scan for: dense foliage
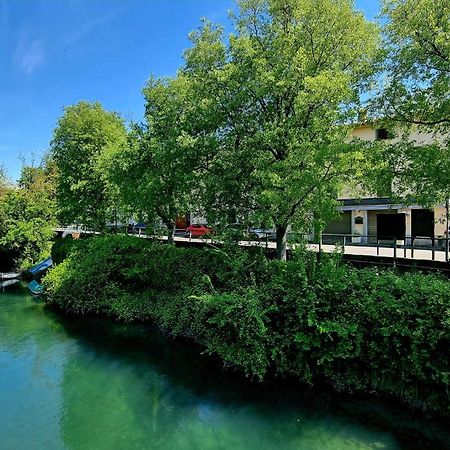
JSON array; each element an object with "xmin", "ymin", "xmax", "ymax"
[
  {"xmin": 50, "ymin": 101, "xmax": 127, "ymax": 229},
  {"xmin": 44, "ymin": 235, "xmax": 450, "ymax": 416},
  {"xmin": 101, "ymin": 78, "xmax": 203, "ymax": 243},
  {"xmin": 0, "ymin": 162, "xmax": 56, "ymax": 269},
  {"xmin": 93, "ymin": 0, "xmax": 380, "ymax": 259},
  {"xmin": 47, "ymin": 0, "xmax": 447, "ymax": 258},
  {"xmin": 182, "ymin": 0, "xmax": 378, "ymax": 259},
  {"xmin": 365, "ymin": 0, "xmax": 450, "ymax": 205},
  {"xmin": 378, "ymin": 0, "xmax": 449, "ymax": 131}
]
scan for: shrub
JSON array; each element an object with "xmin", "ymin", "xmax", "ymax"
[
  {"xmin": 43, "ymin": 235, "xmax": 450, "ymax": 417},
  {"xmin": 51, "ymin": 236, "xmax": 81, "ymax": 265}
]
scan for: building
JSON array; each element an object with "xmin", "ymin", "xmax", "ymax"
[{"xmin": 324, "ymin": 123, "xmax": 448, "ymax": 244}]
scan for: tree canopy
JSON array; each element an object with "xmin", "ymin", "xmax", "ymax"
[
  {"xmin": 51, "ymin": 101, "xmax": 127, "ymax": 229},
  {"xmin": 365, "ymin": 0, "xmax": 450, "ymax": 205},
  {"xmin": 378, "ymin": 0, "xmax": 449, "ymax": 131},
  {"xmin": 47, "ymin": 0, "xmax": 450, "ymax": 259},
  {"xmin": 80, "ymin": 0, "xmax": 380, "ymax": 258},
  {"xmin": 101, "ymin": 76, "xmax": 207, "ymax": 242},
  {"xmin": 179, "ymin": 0, "xmax": 379, "ymax": 258},
  {"xmin": 0, "ymin": 160, "xmax": 57, "ymax": 269}
]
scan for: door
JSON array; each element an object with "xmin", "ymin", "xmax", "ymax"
[
  {"xmin": 411, "ymin": 209, "xmax": 434, "ymax": 238},
  {"xmin": 175, "ymin": 215, "xmax": 189, "ymax": 229},
  {"xmin": 377, "ymin": 213, "xmax": 405, "ymax": 240}
]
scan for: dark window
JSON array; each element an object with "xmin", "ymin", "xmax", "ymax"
[
  {"xmin": 376, "ymin": 128, "xmax": 389, "ymax": 140},
  {"xmin": 411, "ymin": 209, "xmax": 434, "ymax": 238},
  {"xmin": 377, "ymin": 213, "xmax": 405, "ymax": 240}
]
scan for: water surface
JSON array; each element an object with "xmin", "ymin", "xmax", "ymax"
[{"xmin": 0, "ymin": 285, "xmax": 448, "ymax": 450}]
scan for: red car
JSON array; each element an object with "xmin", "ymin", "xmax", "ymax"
[{"xmin": 185, "ymin": 224, "xmax": 213, "ymax": 237}]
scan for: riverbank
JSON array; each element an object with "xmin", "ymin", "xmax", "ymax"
[
  {"xmin": 43, "ymin": 235, "xmax": 450, "ymax": 418},
  {"xmin": 4, "ymin": 285, "xmax": 450, "ymax": 449}
]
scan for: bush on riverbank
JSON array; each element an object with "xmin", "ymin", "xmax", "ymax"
[{"xmin": 43, "ymin": 235, "xmax": 450, "ymax": 417}]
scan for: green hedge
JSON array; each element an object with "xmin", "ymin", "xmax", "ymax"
[
  {"xmin": 51, "ymin": 236, "xmax": 80, "ymax": 265},
  {"xmin": 43, "ymin": 235, "xmax": 450, "ymax": 417}
]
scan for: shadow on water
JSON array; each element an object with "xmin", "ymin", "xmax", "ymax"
[
  {"xmin": 40, "ymin": 302, "xmax": 450, "ymax": 450},
  {"xmin": 1, "ymin": 283, "xmax": 449, "ymax": 450}
]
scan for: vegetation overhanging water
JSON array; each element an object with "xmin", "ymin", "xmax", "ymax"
[{"xmin": 1, "ymin": 283, "xmax": 449, "ymax": 450}]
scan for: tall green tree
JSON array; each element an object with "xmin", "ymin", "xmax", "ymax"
[
  {"xmin": 182, "ymin": 0, "xmax": 379, "ymax": 259},
  {"xmin": 51, "ymin": 101, "xmax": 127, "ymax": 229},
  {"xmin": 0, "ymin": 166, "xmax": 10, "ymax": 267},
  {"xmin": 0, "ymin": 160, "xmax": 57, "ymax": 269},
  {"xmin": 366, "ymin": 0, "xmax": 450, "ymax": 205},
  {"xmin": 378, "ymin": 0, "xmax": 449, "ymax": 131},
  {"xmin": 102, "ymin": 77, "xmax": 203, "ymax": 243}
]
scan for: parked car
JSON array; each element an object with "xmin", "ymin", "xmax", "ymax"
[
  {"xmin": 127, "ymin": 222, "xmax": 147, "ymax": 234},
  {"xmin": 186, "ymin": 224, "xmax": 214, "ymax": 237},
  {"xmin": 248, "ymin": 227, "xmax": 276, "ymax": 240}
]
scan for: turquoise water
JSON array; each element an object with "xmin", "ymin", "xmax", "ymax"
[{"xmin": 0, "ymin": 284, "xmax": 448, "ymax": 450}]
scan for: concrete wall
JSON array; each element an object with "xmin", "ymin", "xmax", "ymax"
[
  {"xmin": 339, "ymin": 125, "xmax": 445, "ymax": 222},
  {"xmin": 351, "ymin": 125, "xmax": 377, "ymax": 141},
  {"xmin": 350, "ymin": 124, "xmax": 438, "ymax": 145},
  {"xmin": 344, "ymin": 124, "xmax": 441, "ymax": 199},
  {"xmin": 434, "ymin": 206, "xmax": 447, "ymax": 236}
]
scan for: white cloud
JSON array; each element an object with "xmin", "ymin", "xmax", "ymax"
[
  {"xmin": 63, "ymin": 6, "xmax": 125, "ymax": 48},
  {"xmin": 11, "ymin": 3, "xmax": 126, "ymax": 75},
  {"xmin": 14, "ymin": 34, "xmax": 46, "ymax": 74}
]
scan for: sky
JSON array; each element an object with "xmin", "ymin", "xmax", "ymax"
[{"xmin": 0, "ymin": 0, "xmax": 379, "ymax": 181}]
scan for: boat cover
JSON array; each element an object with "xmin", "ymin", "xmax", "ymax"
[
  {"xmin": 29, "ymin": 280, "xmax": 44, "ymax": 294},
  {"xmin": 29, "ymin": 257, "xmax": 53, "ymax": 275}
]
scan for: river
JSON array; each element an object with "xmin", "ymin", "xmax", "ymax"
[{"xmin": 0, "ymin": 284, "xmax": 449, "ymax": 450}]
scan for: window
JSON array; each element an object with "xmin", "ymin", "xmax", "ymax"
[{"xmin": 375, "ymin": 128, "xmax": 389, "ymax": 140}]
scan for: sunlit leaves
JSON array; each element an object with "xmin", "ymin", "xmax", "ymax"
[
  {"xmin": 184, "ymin": 1, "xmax": 379, "ymax": 254},
  {"xmin": 51, "ymin": 101, "xmax": 127, "ymax": 228}
]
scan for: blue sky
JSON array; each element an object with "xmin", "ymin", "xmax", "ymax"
[{"xmin": 0, "ymin": 0, "xmax": 379, "ymax": 181}]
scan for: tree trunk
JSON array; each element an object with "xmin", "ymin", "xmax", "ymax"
[
  {"xmin": 276, "ymin": 224, "xmax": 288, "ymax": 261},
  {"xmin": 166, "ymin": 222, "xmax": 175, "ymax": 245}
]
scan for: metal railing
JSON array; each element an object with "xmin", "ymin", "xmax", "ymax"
[
  {"xmin": 302, "ymin": 233, "xmax": 450, "ymax": 263},
  {"xmin": 56, "ymin": 226, "xmax": 450, "ymax": 263}
]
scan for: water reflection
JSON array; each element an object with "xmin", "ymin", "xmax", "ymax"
[{"xmin": 0, "ymin": 286, "xmax": 448, "ymax": 450}]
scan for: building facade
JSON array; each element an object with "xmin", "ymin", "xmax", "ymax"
[{"xmin": 324, "ymin": 124, "xmax": 447, "ymax": 244}]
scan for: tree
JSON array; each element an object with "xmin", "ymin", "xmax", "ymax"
[
  {"xmin": 365, "ymin": 0, "xmax": 450, "ymax": 206},
  {"xmin": 102, "ymin": 77, "xmax": 203, "ymax": 243},
  {"xmin": 0, "ymin": 160, "xmax": 57, "ymax": 269},
  {"xmin": 378, "ymin": 0, "xmax": 449, "ymax": 131},
  {"xmin": 0, "ymin": 165, "xmax": 8, "ymax": 190},
  {"xmin": 51, "ymin": 101, "xmax": 127, "ymax": 229},
  {"xmin": 182, "ymin": 0, "xmax": 379, "ymax": 259}
]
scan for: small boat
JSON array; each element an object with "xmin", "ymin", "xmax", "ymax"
[
  {"xmin": 0, "ymin": 279, "xmax": 20, "ymax": 289},
  {"xmin": 0, "ymin": 272, "xmax": 21, "ymax": 280},
  {"xmin": 29, "ymin": 257, "xmax": 53, "ymax": 275},
  {"xmin": 29, "ymin": 280, "xmax": 44, "ymax": 295}
]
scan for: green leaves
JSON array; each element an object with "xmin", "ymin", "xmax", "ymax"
[
  {"xmin": 44, "ymin": 235, "xmax": 450, "ymax": 415},
  {"xmin": 102, "ymin": 76, "xmax": 208, "ymax": 241},
  {"xmin": 51, "ymin": 101, "xmax": 127, "ymax": 229},
  {"xmin": 0, "ymin": 163, "xmax": 57, "ymax": 269},
  {"xmin": 363, "ymin": 0, "xmax": 450, "ymax": 205},
  {"xmin": 175, "ymin": 0, "xmax": 380, "ymax": 258}
]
